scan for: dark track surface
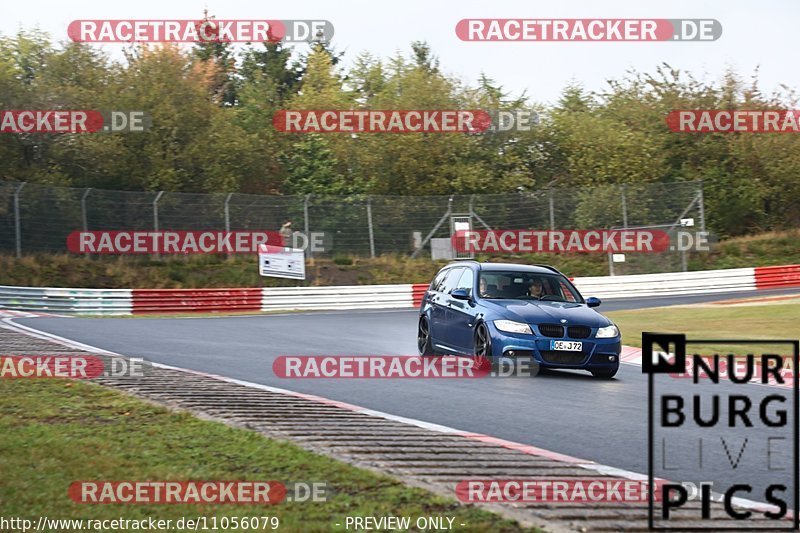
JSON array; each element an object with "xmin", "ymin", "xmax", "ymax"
[{"xmin": 15, "ymin": 287, "xmax": 799, "ymax": 508}]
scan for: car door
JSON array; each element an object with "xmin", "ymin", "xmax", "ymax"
[
  {"xmin": 447, "ymin": 268, "xmax": 478, "ymax": 353},
  {"xmin": 428, "ymin": 267, "xmax": 454, "ymax": 347},
  {"xmin": 431, "ymin": 267, "xmax": 463, "ymax": 351}
]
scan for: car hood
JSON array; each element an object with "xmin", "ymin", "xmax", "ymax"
[{"xmin": 482, "ymin": 299, "xmax": 612, "ymax": 328}]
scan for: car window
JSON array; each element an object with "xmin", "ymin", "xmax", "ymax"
[
  {"xmin": 441, "ymin": 267, "xmax": 465, "ymax": 294},
  {"xmin": 430, "ymin": 269, "xmax": 449, "ymax": 292},
  {"xmin": 559, "ymin": 280, "xmax": 578, "ymax": 302},
  {"xmin": 455, "ymin": 268, "xmax": 474, "ymax": 295},
  {"xmin": 478, "ymin": 271, "xmax": 582, "ymax": 302}
]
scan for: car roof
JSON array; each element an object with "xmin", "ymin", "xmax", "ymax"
[{"xmin": 443, "ymin": 261, "xmax": 563, "ymax": 275}]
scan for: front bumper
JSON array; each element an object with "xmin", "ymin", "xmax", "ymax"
[{"xmin": 486, "ymin": 321, "xmax": 621, "ymax": 370}]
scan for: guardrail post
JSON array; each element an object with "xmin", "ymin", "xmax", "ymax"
[
  {"xmin": 153, "ymin": 191, "xmax": 165, "ymax": 259},
  {"xmin": 366, "ymin": 196, "xmax": 375, "ymax": 258},
  {"xmin": 13, "ymin": 182, "xmax": 26, "ymax": 258},
  {"xmin": 81, "ymin": 188, "xmax": 92, "ymax": 232}
]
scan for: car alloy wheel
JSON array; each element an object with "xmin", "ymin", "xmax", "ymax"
[
  {"xmin": 473, "ymin": 323, "xmax": 492, "ymax": 371},
  {"xmin": 418, "ymin": 316, "xmax": 436, "ymax": 356}
]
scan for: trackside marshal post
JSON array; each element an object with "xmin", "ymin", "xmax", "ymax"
[{"xmin": 259, "ymin": 244, "xmax": 306, "ymax": 280}]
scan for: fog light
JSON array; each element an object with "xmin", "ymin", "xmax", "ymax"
[
  {"xmin": 507, "ymin": 350, "xmax": 515, "ymax": 357},
  {"xmin": 608, "ymin": 355, "xmax": 616, "ymax": 362}
]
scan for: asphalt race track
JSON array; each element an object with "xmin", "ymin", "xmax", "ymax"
[{"xmin": 16, "ymin": 287, "xmax": 800, "ymax": 508}]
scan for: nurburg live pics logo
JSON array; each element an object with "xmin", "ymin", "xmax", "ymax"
[{"xmin": 642, "ymin": 332, "xmax": 799, "ymax": 530}]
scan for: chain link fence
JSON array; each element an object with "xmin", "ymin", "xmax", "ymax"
[{"xmin": 0, "ymin": 181, "xmax": 704, "ymax": 273}]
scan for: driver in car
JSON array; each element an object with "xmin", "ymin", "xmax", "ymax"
[
  {"xmin": 479, "ymin": 277, "xmax": 493, "ymax": 298},
  {"xmin": 527, "ymin": 278, "xmax": 546, "ymax": 298}
]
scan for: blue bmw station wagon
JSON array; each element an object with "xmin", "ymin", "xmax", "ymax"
[{"xmin": 417, "ymin": 261, "xmax": 621, "ymax": 378}]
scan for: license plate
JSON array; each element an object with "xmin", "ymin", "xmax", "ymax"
[{"xmin": 550, "ymin": 340, "xmax": 582, "ymax": 351}]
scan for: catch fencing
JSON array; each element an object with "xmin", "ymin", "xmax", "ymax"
[
  {"xmin": 2, "ymin": 264, "xmax": 797, "ymax": 316},
  {"xmin": 0, "ymin": 181, "xmax": 704, "ymax": 268}
]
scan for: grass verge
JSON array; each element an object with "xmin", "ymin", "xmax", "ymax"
[
  {"xmin": 607, "ymin": 302, "xmax": 800, "ymax": 357},
  {"xmin": 0, "ymin": 379, "xmax": 530, "ymax": 532}
]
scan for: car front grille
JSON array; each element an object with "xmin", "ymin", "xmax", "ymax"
[
  {"xmin": 567, "ymin": 326, "xmax": 591, "ymax": 339},
  {"xmin": 538, "ymin": 324, "xmax": 564, "ymax": 337},
  {"xmin": 540, "ymin": 351, "xmax": 587, "ymax": 365}
]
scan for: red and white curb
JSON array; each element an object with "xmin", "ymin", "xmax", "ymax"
[{"xmin": 619, "ymin": 344, "xmax": 793, "ymax": 389}]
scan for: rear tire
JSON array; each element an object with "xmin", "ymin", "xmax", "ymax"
[
  {"xmin": 418, "ymin": 316, "xmax": 436, "ymax": 357},
  {"xmin": 591, "ymin": 367, "xmax": 618, "ymax": 379}
]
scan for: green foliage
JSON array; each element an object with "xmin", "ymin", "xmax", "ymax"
[
  {"xmin": 0, "ymin": 30, "xmax": 797, "ymax": 237},
  {"xmin": 281, "ymin": 134, "xmax": 350, "ymax": 195}
]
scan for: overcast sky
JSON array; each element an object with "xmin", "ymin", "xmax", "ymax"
[{"xmin": 3, "ymin": 0, "xmax": 798, "ymax": 105}]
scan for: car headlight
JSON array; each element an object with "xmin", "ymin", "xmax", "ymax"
[
  {"xmin": 596, "ymin": 325, "xmax": 619, "ymax": 338},
  {"xmin": 493, "ymin": 320, "xmax": 532, "ymax": 335}
]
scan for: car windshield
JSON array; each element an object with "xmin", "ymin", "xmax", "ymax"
[{"xmin": 477, "ymin": 271, "xmax": 582, "ymax": 303}]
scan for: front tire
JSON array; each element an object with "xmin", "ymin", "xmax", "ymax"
[
  {"xmin": 473, "ymin": 322, "xmax": 493, "ymax": 370},
  {"xmin": 591, "ymin": 367, "xmax": 618, "ymax": 379},
  {"xmin": 418, "ymin": 316, "xmax": 436, "ymax": 356}
]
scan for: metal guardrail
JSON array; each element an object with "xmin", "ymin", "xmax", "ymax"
[
  {"xmin": 0, "ymin": 286, "xmax": 132, "ymax": 315},
  {"xmin": 572, "ymin": 267, "xmax": 758, "ymax": 299},
  {"xmin": 1, "ymin": 265, "xmax": 798, "ymax": 316},
  {"xmin": 261, "ymin": 285, "xmax": 415, "ymax": 311}
]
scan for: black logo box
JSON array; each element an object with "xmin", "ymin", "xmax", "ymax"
[{"xmin": 643, "ymin": 333, "xmax": 799, "ymax": 531}]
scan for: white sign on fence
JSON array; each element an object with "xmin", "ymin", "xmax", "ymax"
[{"xmin": 258, "ymin": 245, "xmax": 306, "ymax": 280}]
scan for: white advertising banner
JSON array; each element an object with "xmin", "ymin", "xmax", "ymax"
[{"xmin": 258, "ymin": 245, "xmax": 306, "ymax": 280}]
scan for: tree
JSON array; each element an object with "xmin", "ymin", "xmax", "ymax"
[
  {"xmin": 240, "ymin": 42, "xmax": 301, "ymax": 104},
  {"xmin": 281, "ymin": 134, "xmax": 348, "ymax": 195},
  {"xmin": 191, "ymin": 11, "xmax": 237, "ymax": 106}
]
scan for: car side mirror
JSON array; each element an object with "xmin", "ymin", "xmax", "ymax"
[
  {"xmin": 586, "ymin": 297, "xmax": 601, "ymax": 308},
  {"xmin": 450, "ymin": 289, "xmax": 471, "ymax": 301}
]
